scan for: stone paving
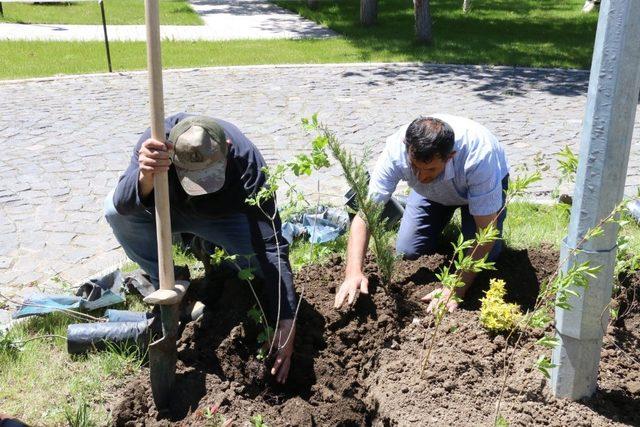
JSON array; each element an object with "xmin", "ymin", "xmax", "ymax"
[
  {"xmin": 2, "ymin": 62, "xmax": 640, "ymax": 325},
  {"xmin": 0, "ymin": 0, "xmax": 336, "ymax": 41}
]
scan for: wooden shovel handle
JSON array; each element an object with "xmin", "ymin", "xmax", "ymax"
[{"xmin": 145, "ymin": 0, "xmax": 175, "ymax": 292}]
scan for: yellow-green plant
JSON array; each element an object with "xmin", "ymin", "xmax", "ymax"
[{"xmin": 479, "ymin": 279, "xmax": 523, "ymax": 333}]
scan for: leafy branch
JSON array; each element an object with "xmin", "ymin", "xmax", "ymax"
[
  {"xmin": 302, "ymin": 114, "xmax": 397, "ymax": 285},
  {"xmin": 241, "ymin": 133, "xmax": 332, "ymax": 360},
  {"xmin": 420, "ymin": 171, "xmax": 542, "ymax": 377}
]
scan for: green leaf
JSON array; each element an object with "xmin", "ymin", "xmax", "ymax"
[
  {"xmin": 256, "ymin": 347, "xmax": 267, "ymax": 361},
  {"xmin": 526, "ymin": 309, "xmax": 552, "ymax": 329},
  {"xmin": 610, "ymin": 307, "xmax": 619, "ymax": 321},
  {"xmin": 247, "ymin": 306, "xmax": 262, "ymax": 324},
  {"xmin": 210, "ymin": 247, "xmax": 236, "ymax": 266},
  {"xmin": 257, "ymin": 326, "xmax": 275, "ymax": 345},
  {"xmin": 495, "ymin": 415, "xmax": 509, "ymax": 427},
  {"xmin": 312, "ymin": 135, "xmax": 329, "ymax": 150},
  {"xmin": 535, "ymin": 355, "xmax": 557, "ymax": 379},
  {"xmin": 536, "ymin": 334, "xmax": 560, "ymax": 349},
  {"xmin": 238, "ymin": 268, "xmax": 255, "ymax": 281}
]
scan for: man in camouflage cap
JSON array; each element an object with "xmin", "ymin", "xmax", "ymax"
[{"xmin": 105, "ymin": 113, "xmax": 297, "ymax": 383}]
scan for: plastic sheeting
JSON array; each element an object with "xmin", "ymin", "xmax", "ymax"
[
  {"xmin": 67, "ymin": 317, "xmax": 152, "ymax": 354},
  {"xmin": 282, "ymin": 206, "xmax": 350, "ymax": 244},
  {"xmin": 12, "ymin": 270, "xmax": 126, "ymax": 319}
]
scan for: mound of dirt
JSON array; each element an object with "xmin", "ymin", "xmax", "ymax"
[{"xmin": 111, "ymin": 246, "xmax": 640, "ymax": 426}]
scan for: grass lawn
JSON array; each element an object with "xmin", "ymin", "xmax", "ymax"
[
  {"xmin": 0, "ymin": 0, "xmax": 202, "ymax": 25},
  {"xmin": 0, "ymin": 0, "xmax": 598, "ymax": 79},
  {"xmin": 0, "ymin": 304, "xmax": 147, "ymax": 425},
  {"xmin": 275, "ymin": 0, "xmax": 598, "ymax": 69},
  {"xmin": 0, "ymin": 39, "xmax": 367, "ymax": 79}
]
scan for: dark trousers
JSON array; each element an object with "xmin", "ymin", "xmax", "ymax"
[{"xmin": 396, "ymin": 175, "xmax": 509, "ymax": 261}]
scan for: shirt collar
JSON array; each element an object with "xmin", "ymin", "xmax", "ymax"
[{"xmin": 443, "ymin": 158, "xmax": 455, "ymax": 180}]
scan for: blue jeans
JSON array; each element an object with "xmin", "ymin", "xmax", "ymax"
[
  {"xmin": 104, "ymin": 190, "xmax": 258, "ymax": 287},
  {"xmin": 396, "ymin": 176, "xmax": 508, "ymax": 261}
]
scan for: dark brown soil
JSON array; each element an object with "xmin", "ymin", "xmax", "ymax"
[{"xmin": 111, "ymin": 246, "xmax": 640, "ymax": 426}]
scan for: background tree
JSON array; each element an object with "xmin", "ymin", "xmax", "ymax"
[
  {"xmin": 414, "ymin": 0, "xmax": 432, "ymax": 43},
  {"xmin": 360, "ymin": 0, "xmax": 377, "ymax": 26}
]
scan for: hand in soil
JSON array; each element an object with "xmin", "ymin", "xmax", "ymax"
[
  {"xmin": 334, "ymin": 273, "xmax": 369, "ymax": 309},
  {"xmin": 271, "ymin": 318, "xmax": 296, "ymax": 383},
  {"xmin": 422, "ymin": 287, "xmax": 461, "ymax": 314}
]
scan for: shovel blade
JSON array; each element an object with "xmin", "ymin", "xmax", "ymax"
[{"xmin": 149, "ymin": 304, "xmax": 180, "ymax": 411}]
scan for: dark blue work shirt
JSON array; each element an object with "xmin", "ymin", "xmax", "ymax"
[{"xmin": 112, "ymin": 113, "xmax": 296, "ymax": 320}]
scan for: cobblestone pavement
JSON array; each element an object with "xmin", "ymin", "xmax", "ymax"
[
  {"xmin": 0, "ymin": 0, "xmax": 335, "ymax": 41},
  {"xmin": 2, "ymin": 62, "xmax": 640, "ymax": 324}
]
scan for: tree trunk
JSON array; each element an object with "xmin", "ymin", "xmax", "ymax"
[
  {"xmin": 360, "ymin": 0, "xmax": 377, "ymax": 26},
  {"xmin": 462, "ymin": 0, "xmax": 471, "ymax": 13},
  {"xmin": 307, "ymin": 0, "xmax": 319, "ymax": 10},
  {"xmin": 414, "ymin": 0, "xmax": 432, "ymax": 44}
]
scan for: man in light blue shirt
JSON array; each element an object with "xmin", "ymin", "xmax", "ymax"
[{"xmin": 334, "ymin": 114, "xmax": 510, "ymax": 313}]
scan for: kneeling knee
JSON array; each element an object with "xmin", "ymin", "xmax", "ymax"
[
  {"xmin": 103, "ymin": 193, "xmax": 121, "ymax": 224},
  {"xmin": 396, "ymin": 244, "xmax": 435, "ymax": 261}
]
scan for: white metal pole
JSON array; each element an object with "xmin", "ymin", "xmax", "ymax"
[{"xmin": 551, "ymin": 0, "xmax": 640, "ymax": 399}]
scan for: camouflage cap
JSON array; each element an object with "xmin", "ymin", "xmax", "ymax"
[{"xmin": 168, "ymin": 116, "xmax": 228, "ymax": 196}]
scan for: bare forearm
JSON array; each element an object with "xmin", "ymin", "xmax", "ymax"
[{"xmin": 345, "ymin": 214, "xmax": 371, "ymax": 275}]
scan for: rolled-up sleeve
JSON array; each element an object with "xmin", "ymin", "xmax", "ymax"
[
  {"xmin": 368, "ymin": 138, "xmax": 403, "ymax": 205},
  {"xmin": 466, "ymin": 150, "xmax": 504, "ymax": 216}
]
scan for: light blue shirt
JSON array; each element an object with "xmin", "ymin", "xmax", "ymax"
[{"xmin": 368, "ymin": 114, "xmax": 509, "ymax": 216}]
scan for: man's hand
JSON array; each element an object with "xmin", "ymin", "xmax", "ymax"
[
  {"xmin": 137, "ymin": 138, "xmax": 173, "ymax": 196},
  {"xmin": 422, "ymin": 287, "xmax": 463, "ymax": 314},
  {"xmin": 334, "ymin": 272, "xmax": 368, "ymax": 309},
  {"xmin": 138, "ymin": 138, "xmax": 173, "ymax": 176},
  {"xmin": 271, "ymin": 318, "xmax": 295, "ymax": 384}
]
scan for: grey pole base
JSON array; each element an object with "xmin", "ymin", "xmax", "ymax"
[{"xmin": 551, "ymin": 334, "xmax": 603, "ymax": 399}]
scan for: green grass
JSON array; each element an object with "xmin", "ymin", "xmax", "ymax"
[
  {"xmin": 0, "ymin": 0, "xmax": 598, "ymax": 80},
  {"xmin": 502, "ymin": 201, "xmax": 640, "ymax": 253},
  {"xmin": 503, "ymin": 202, "xmax": 571, "ymax": 250},
  {"xmin": 0, "ymin": 244, "xmax": 198, "ymax": 425},
  {"xmin": 276, "ymin": 0, "xmax": 598, "ymax": 69},
  {"xmin": 0, "ymin": 0, "xmax": 203, "ymax": 25},
  {"xmin": 440, "ymin": 201, "xmax": 640, "ymax": 253},
  {"xmin": 0, "ymin": 39, "xmax": 366, "ymax": 80},
  {"xmin": 0, "ymin": 313, "xmax": 145, "ymax": 426},
  {"xmin": 289, "ymin": 234, "xmax": 348, "ymax": 271}
]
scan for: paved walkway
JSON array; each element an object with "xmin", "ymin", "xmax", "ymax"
[
  {"xmin": 1, "ymin": 62, "xmax": 640, "ymax": 325},
  {"xmin": 0, "ymin": 0, "xmax": 336, "ymax": 41}
]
